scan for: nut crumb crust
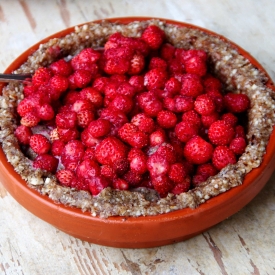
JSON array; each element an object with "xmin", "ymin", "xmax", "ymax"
[{"xmin": 1, "ymin": 19, "xmax": 275, "ymax": 218}]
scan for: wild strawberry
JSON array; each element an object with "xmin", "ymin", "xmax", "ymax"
[
  {"xmin": 49, "ymin": 128, "xmax": 59, "ymax": 141},
  {"xmin": 175, "ymin": 121, "xmax": 199, "ymax": 143},
  {"xmin": 80, "ymin": 87, "xmax": 103, "ymax": 108},
  {"xmin": 76, "ymin": 159, "xmax": 101, "ymax": 179},
  {"xmin": 184, "ymin": 55, "xmax": 207, "ymax": 76},
  {"xmin": 128, "ymin": 53, "xmax": 145, "ymax": 75},
  {"xmin": 32, "ymin": 67, "xmax": 52, "ymax": 86},
  {"xmin": 61, "ymin": 140, "xmax": 84, "ymax": 164},
  {"xmin": 129, "ymin": 151, "xmax": 147, "ymax": 174},
  {"xmin": 143, "ymin": 98, "xmax": 163, "ymax": 117},
  {"xmin": 192, "ymin": 174, "xmax": 207, "ymax": 186},
  {"xmin": 194, "ymin": 94, "xmax": 216, "ymax": 115},
  {"xmin": 224, "ymin": 93, "xmax": 250, "ymax": 113},
  {"xmin": 20, "ymin": 112, "xmax": 40, "ymax": 127},
  {"xmin": 83, "ymin": 147, "xmax": 96, "ymax": 161},
  {"xmin": 51, "ymin": 140, "xmax": 65, "ymax": 156},
  {"xmin": 235, "ymin": 125, "xmax": 246, "ymax": 139},
  {"xmin": 151, "ymin": 174, "xmax": 174, "ymax": 197},
  {"xmin": 71, "ymin": 99, "xmax": 93, "ymax": 113},
  {"xmin": 123, "ymin": 170, "xmax": 142, "ymax": 186},
  {"xmin": 23, "ymin": 85, "xmax": 37, "ymax": 97},
  {"xmin": 212, "ymin": 146, "xmax": 237, "ymax": 170},
  {"xmin": 181, "ymin": 49, "xmax": 207, "ymax": 63},
  {"xmin": 17, "ymin": 97, "xmax": 37, "ymax": 117},
  {"xmin": 92, "ymin": 76, "xmax": 109, "ymax": 93},
  {"xmin": 144, "ymin": 68, "xmax": 167, "ymax": 90},
  {"xmin": 113, "ymin": 178, "xmax": 129, "ymax": 190},
  {"xmin": 163, "ymin": 97, "xmax": 176, "ymax": 112},
  {"xmin": 168, "ymin": 163, "xmax": 188, "ymax": 184},
  {"xmin": 208, "ymin": 120, "xmax": 235, "ymax": 146},
  {"xmin": 101, "ymin": 165, "xmax": 116, "ymax": 180},
  {"xmin": 180, "ymin": 73, "xmax": 204, "ymax": 97},
  {"xmin": 113, "ymin": 158, "xmax": 129, "ymax": 176},
  {"xmin": 149, "ymin": 129, "xmax": 166, "ymax": 146},
  {"xmin": 131, "ymin": 113, "xmax": 155, "ymax": 134},
  {"xmin": 157, "ymin": 110, "xmax": 177, "ymax": 129},
  {"xmin": 221, "ymin": 113, "xmax": 238, "ymax": 127},
  {"xmin": 201, "ymin": 112, "xmax": 219, "ymax": 128},
  {"xmin": 196, "ymin": 163, "xmax": 218, "ymax": 178},
  {"xmin": 128, "ymin": 75, "xmax": 145, "ymax": 93},
  {"xmin": 157, "ymin": 143, "xmax": 177, "ymax": 164},
  {"xmin": 77, "ymin": 48, "xmax": 101, "ymax": 64},
  {"xmin": 33, "ymin": 154, "xmax": 58, "ymax": 173},
  {"xmin": 203, "ymin": 75, "xmax": 222, "ymax": 92},
  {"xmin": 56, "ymin": 111, "xmax": 77, "ymax": 129},
  {"xmin": 87, "ymin": 119, "xmax": 111, "ymax": 138},
  {"xmin": 68, "ymin": 74, "xmax": 77, "ymax": 90},
  {"xmin": 171, "ymin": 176, "xmax": 191, "ymax": 194},
  {"xmin": 88, "ymin": 176, "xmax": 110, "ymax": 196},
  {"xmin": 56, "ymin": 169, "xmax": 75, "ymax": 187},
  {"xmin": 70, "ymin": 177, "xmax": 90, "ymax": 191},
  {"xmin": 206, "ymin": 90, "xmax": 224, "ymax": 113},
  {"xmin": 174, "ymin": 95, "xmax": 194, "ymax": 113},
  {"xmin": 49, "ymin": 59, "xmax": 73, "ymax": 76},
  {"xmin": 168, "ymin": 58, "xmax": 185, "ymax": 75},
  {"xmin": 229, "ymin": 137, "xmax": 246, "ymax": 155},
  {"xmin": 160, "ymin": 43, "xmax": 175, "ymax": 61},
  {"xmin": 149, "ymin": 57, "xmax": 167, "ymax": 71},
  {"xmin": 49, "ymin": 75, "xmax": 69, "ymax": 94},
  {"xmin": 95, "ymin": 136, "xmax": 128, "ymax": 166},
  {"xmin": 73, "ymin": 69, "xmax": 93, "ymax": 88},
  {"xmin": 141, "ymin": 25, "xmax": 165, "ymax": 50},
  {"xmin": 99, "ymin": 108, "xmax": 128, "ymax": 136},
  {"xmin": 109, "ymin": 94, "xmax": 133, "ymax": 114},
  {"xmin": 183, "ymin": 136, "xmax": 214, "ymax": 165},
  {"xmin": 36, "ymin": 103, "xmax": 55, "ymax": 121},
  {"xmin": 117, "ymin": 82, "xmax": 136, "ymax": 98},
  {"xmin": 29, "ymin": 134, "xmax": 51, "ymax": 155},
  {"xmin": 81, "ymin": 128, "xmax": 101, "ymax": 147},
  {"xmin": 147, "ymin": 152, "xmax": 170, "ymax": 177},
  {"xmin": 164, "ymin": 77, "xmax": 181, "ymax": 96},
  {"xmin": 57, "ymin": 127, "xmax": 79, "ymax": 143},
  {"xmin": 76, "ymin": 109, "xmax": 94, "ymax": 128},
  {"xmin": 14, "ymin": 125, "xmax": 32, "ymax": 145}
]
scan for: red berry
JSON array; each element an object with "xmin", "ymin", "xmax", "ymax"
[
  {"xmin": 56, "ymin": 169, "xmax": 75, "ymax": 186},
  {"xmin": 149, "ymin": 129, "xmax": 166, "ymax": 146},
  {"xmin": 181, "ymin": 110, "xmax": 202, "ymax": 128},
  {"xmin": 224, "ymin": 93, "xmax": 250, "ymax": 113},
  {"xmin": 32, "ymin": 67, "xmax": 52, "ymax": 86},
  {"xmin": 128, "ymin": 53, "xmax": 145, "ymax": 75},
  {"xmin": 109, "ymin": 94, "xmax": 133, "ymax": 114},
  {"xmin": 95, "ymin": 137, "xmax": 128, "ymax": 166},
  {"xmin": 208, "ymin": 120, "xmax": 235, "ymax": 146},
  {"xmin": 88, "ymin": 176, "xmax": 110, "ymax": 195},
  {"xmin": 203, "ymin": 75, "xmax": 222, "ymax": 92},
  {"xmin": 212, "ymin": 146, "xmax": 237, "ymax": 170},
  {"xmin": 23, "ymin": 85, "xmax": 37, "ymax": 97},
  {"xmin": 30, "ymin": 134, "xmax": 51, "ymax": 155},
  {"xmin": 181, "ymin": 49, "xmax": 207, "ymax": 63},
  {"xmin": 175, "ymin": 121, "xmax": 199, "ymax": 143},
  {"xmin": 73, "ymin": 69, "xmax": 93, "ymax": 88},
  {"xmin": 201, "ymin": 112, "xmax": 219, "ymax": 128},
  {"xmin": 14, "ymin": 125, "xmax": 32, "ymax": 145},
  {"xmin": 70, "ymin": 177, "xmax": 89, "ymax": 191},
  {"xmin": 157, "ymin": 110, "xmax": 177, "ymax": 129},
  {"xmin": 81, "ymin": 128, "xmax": 101, "ymax": 147},
  {"xmin": 164, "ymin": 77, "xmax": 181, "ymax": 95},
  {"xmin": 221, "ymin": 113, "xmax": 238, "ymax": 127},
  {"xmin": 57, "ymin": 127, "xmax": 79, "ymax": 143},
  {"xmin": 36, "ymin": 103, "xmax": 55, "ymax": 121},
  {"xmin": 129, "ymin": 151, "xmax": 147, "ymax": 174},
  {"xmin": 131, "ymin": 113, "xmax": 155, "ymax": 134},
  {"xmin": 147, "ymin": 152, "xmax": 170, "ymax": 177},
  {"xmin": 20, "ymin": 112, "xmax": 40, "ymax": 127},
  {"xmin": 156, "ymin": 143, "xmax": 177, "ymax": 164},
  {"xmin": 160, "ymin": 43, "xmax": 176, "ymax": 61},
  {"xmin": 196, "ymin": 163, "xmax": 218, "ymax": 178},
  {"xmin": 180, "ymin": 74, "xmax": 204, "ymax": 97},
  {"xmin": 174, "ymin": 95, "xmax": 194, "ymax": 113},
  {"xmin": 49, "ymin": 59, "xmax": 73, "ymax": 76},
  {"xmin": 144, "ymin": 68, "xmax": 167, "ymax": 90},
  {"xmin": 101, "ymin": 165, "xmax": 116, "ymax": 180},
  {"xmin": 92, "ymin": 76, "xmax": 109, "ymax": 93},
  {"xmin": 113, "ymin": 178, "xmax": 129, "ymax": 190},
  {"xmin": 183, "ymin": 136, "xmax": 213, "ymax": 165},
  {"xmin": 80, "ymin": 87, "xmax": 103, "ymax": 108},
  {"xmin": 149, "ymin": 57, "xmax": 167, "ymax": 71},
  {"xmin": 141, "ymin": 25, "xmax": 165, "ymax": 50},
  {"xmin": 49, "ymin": 75, "xmax": 69, "ymax": 93},
  {"xmin": 206, "ymin": 90, "xmax": 224, "ymax": 113},
  {"xmin": 51, "ymin": 140, "xmax": 65, "ymax": 156},
  {"xmin": 229, "ymin": 137, "xmax": 246, "ymax": 155},
  {"xmin": 71, "ymin": 99, "xmax": 93, "ymax": 113},
  {"xmin": 171, "ymin": 177, "xmax": 191, "ymax": 194},
  {"xmin": 168, "ymin": 58, "xmax": 185, "ymax": 75},
  {"xmin": 151, "ymin": 174, "xmax": 174, "ymax": 197},
  {"xmin": 168, "ymin": 163, "xmax": 188, "ymax": 184},
  {"xmin": 194, "ymin": 94, "xmax": 216, "ymax": 115},
  {"xmin": 33, "ymin": 154, "xmax": 58, "ymax": 173},
  {"xmin": 61, "ymin": 140, "xmax": 85, "ymax": 165},
  {"xmin": 17, "ymin": 97, "xmax": 37, "ymax": 117},
  {"xmin": 129, "ymin": 75, "xmax": 145, "ymax": 93},
  {"xmin": 87, "ymin": 119, "xmax": 111, "ymax": 138},
  {"xmin": 56, "ymin": 111, "xmax": 77, "ymax": 129},
  {"xmin": 76, "ymin": 159, "xmax": 101, "ymax": 179},
  {"xmin": 77, "ymin": 109, "xmax": 94, "ymax": 128},
  {"xmin": 235, "ymin": 125, "xmax": 246, "ymax": 139},
  {"xmin": 123, "ymin": 170, "xmax": 143, "ymax": 187}
]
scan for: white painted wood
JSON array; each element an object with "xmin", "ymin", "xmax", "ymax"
[{"xmin": 1, "ymin": 1, "xmax": 275, "ymax": 274}]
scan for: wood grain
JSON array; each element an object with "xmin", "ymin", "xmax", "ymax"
[{"xmin": 0, "ymin": 0, "xmax": 275, "ymax": 274}]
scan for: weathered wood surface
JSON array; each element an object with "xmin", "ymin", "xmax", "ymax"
[{"xmin": 0, "ymin": 1, "xmax": 275, "ymax": 274}]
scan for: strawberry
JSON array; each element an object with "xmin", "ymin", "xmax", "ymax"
[
  {"xmin": 143, "ymin": 98, "xmax": 163, "ymax": 117},
  {"xmin": 51, "ymin": 140, "xmax": 65, "ymax": 156},
  {"xmin": 149, "ymin": 57, "xmax": 167, "ymax": 71},
  {"xmin": 168, "ymin": 163, "xmax": 188, "ymax": 184},
  {"xmin": 23, "ymin": 85, "xmax": 37, "ymax": 97},
  {"xmin": 149, "ymin": 129, "xmax": 166, "ymax": 146},
  {"xmin": 117, "ymin": 82, "xmax": 136, "ymax": 98},
  {"xmin": 49, "ymin": 75, "xmax": 69, "ymax": 93},
  {"xmin": 203, "ymin": 75, "xmax": 222, "ymax": 92},
  {"xmin": 109, "ymin": 94, "xmax": 133, "ymax": 114},
  {"xmin": 77, "ymin": 48, "xmax": 101, "ymax": 64},
  {"xmin": 61, "ymin": 140, "xmax": 85, "ymax": 165},
  {"xmin": 164, "ymin": 77, "xmax": 181, "ymax": 96},
  {"xmin": 180, "ymin": 73, "xmax": 204, "ymax": 98},
  {"xmin": 92, "ymin": 76, "xmax": 109, "ymax": 93},
  {"xmin": 32, "ymin": 67, "xmax": 52, "ymax": 86},
  {"xmin": 36, "ymin": 103, "xmax": 55, "ymax": 121},
  {"xmin": 184, "ymin": 55, "xmax": 207, "ymax": 76},
  {"xmin": 83, "ymin": 147, "xmax": 96, "ymax": 161},
  {"xmin": 128, "ymin": 53, "xmax": 145, "ymax": 75},
  {"xmin": 81, "ymin": 128, "xmax": 101, "ymax": 147},
  {"xmin": 144, "ymin": 68, "xmax": 167, "ymax": 90},
  {"xmin": 101, "ymin": 165, "xmax": 116, "ymax": 180},
  {"xmin": 71, "ymin": 99, "xmax": 93, "ymax": 113},
  {"xmin": 174, "ymin": 95, "xmax": 194, "ymax": 113},
  {"xmin": 70, "ymin": 177, "xmax": 90, "ymax": 191},
  {"xmin": 55, "ymin": 111, "xmax": 77, "ymax": 129},
  {"xmin": 194, "ymin": 94, "xmax": 216, "ymax": 115},
  {"xmin": 123, "ymin": 170, "xmax": 142, "ymax": 186},
  {"xmin": 206, "ymin": 90, "xmax": 224, "ymax": 113},
  {"xmin": 33, "ymin": 154, "xmax": 58, "ymax": 173},
  {"xmin": 88, "ymin": 176, "xmax": 110, "ymax": 196},
  {"xmin": 76, "ymin": 159, "xmax": 101, "ymax": 179},
  {"xmin": 49, "ymin": 59, "xmax": 73, "ymax": 76},
  {"xmin": 235, "ymin": 125, "xmax": 246, "ymax": 139},
  {"xmin": 73, "ymin": 69, "xmax": 93, "ymax": 88},
  {"xmin": 147, "ymin": 152, "xmax": 170, "ymax": 177},
  {"xmin": 95, "ymin": 136, "xmax": 128, "ymax": 166},
  {"xmin": 212, "ymin": 146, "xmax": 237, "ymax": 170},
  {"xmin": 141, "ymin": 25, "xmax": 165, "ymax": 50},
  {"xmin": 77, "ymin": 110, "xmax": 94, "ymax": 128},
  {"xmin": 129, "ymin": 151, "xmax": 147, "ymax": 174},
  {"xmin": 87, "ymin": 119, "xmax": 111, "ymax": 138},
  {"xmin": 175, "ymin": 121, "xmax": 199, "ymax": 143},
  {"xmin": 128, "ymin": 75, "xmax": 145, "ymax": 93},
  {"xmin": 156, "ymin": 143, "xmax": 177, "ymax": 164},
  {"xmin": 113, "ymin": 158, "xmax": 129, "ymax": 176},
  {"xmin": 224, "ymin": 93, "xmax": 250, "ymax": 113},
  {"xmin": 29, "ymin": 134, "xmax": 51, "ymax": 155},
  {"xmin": 131, "ymin": 113, "xmax": 155, "ymax": 134},
  {"xmin": 168, "ymin": 58, "xmax": 185, "ymax": 75},
  {"xmin": 17, "ymin": 97, "xmax": 37, "ymax": 117},
  {"xmin": 14, "ymin": 125, "xmax": 32, "ymax": 145},
  {"xmin": 229, "ymin": 137, "xmax": 246, "ymax": 155},
  {"xmin": 80, "ymin": 87, "xmax": 103, "ymax": 108},
  {"xmin": 196, "ymin": 163, "xmax": 218, "ymax": 178},
  {"xmin": 181, "ymin": 49, "xmax": 207, "ymax": 63},
  {"xmin": 192, "ymin": 174, "xmax": 208, "ymax": 186},
  {"xmin": 56, "ymin": 169, "xmax": 75, "ymax": 186},
  {"xmin": 221, "ymin": 113, "xmax": 238, "ymax": 127},
  {"xmin": 201, "ymin": 112, "xmax": 219, "ymax": 128},
  {"xmin": 208, "ymin": 120, "xmax": 235, "ymax": 146},
  {"xmin": 171, "ymin": 176, "xmax": 191, "ymax": 194},
  {"xmin": 57, "ymin": 127, "xmax": 79, "ymax": 143},
  {"xmin": 151, "ymin": 174, "xmax": 174, "ymax": 197},
  {"xmin": 157, "ymin": 110, "xmax": 177, "ymax": 129},
  {"xmin": 160, "ymin": 43, "xmax": 176, "ymax": 61},
  {"xmin": 183, "ymin": 136, "xmax": 213, "ymax": 165},
  {"xmin": 20, "ymin": 112, "xmax": 40, "ymax": 128},
  {"xmin": 113, "ymin": 178, "xmax": 129, "ymax": 190}
]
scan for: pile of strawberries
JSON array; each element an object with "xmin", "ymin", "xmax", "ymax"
[{"xmin": 14, "ymin": 25, "xmax": 250, "ymax": 197}]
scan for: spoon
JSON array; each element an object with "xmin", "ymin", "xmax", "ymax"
[{"xmin": 0, "ymin": 73, "xmax": 32, "ymax": 82}]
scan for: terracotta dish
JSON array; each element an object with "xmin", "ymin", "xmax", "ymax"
[{"xmin": 1, "ymin": 17, "xmax": 275, "ymax": 248}]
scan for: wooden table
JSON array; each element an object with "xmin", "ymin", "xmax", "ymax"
[{"xmin": 1, "ymin": 1, "xmax": 275, "ymax": 274}]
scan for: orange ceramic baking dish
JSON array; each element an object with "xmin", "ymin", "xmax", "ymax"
[{"xmin": 1, "ymin": 17, "xmax": 275, "ymax": 248}]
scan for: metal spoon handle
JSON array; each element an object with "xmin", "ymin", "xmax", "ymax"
[{"xmin": 0, "ymin": 73, "xmax": 33, "ymax": 82}]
